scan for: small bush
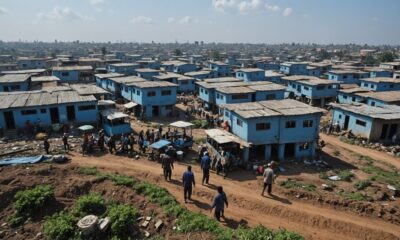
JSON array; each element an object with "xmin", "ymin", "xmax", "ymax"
[
  {"xmin": 345, "ymin": 192, "xmax": 372, "ymax": 202},
  {"xmin": 354, "ymin": 180, "xmax": 372, "ymax": 191},
  {"xmin": 9, "ymin": 185, "xmax": 54, "ymax": 226},
  {"xmin": 77, "ymin": 167, "xmax": 98, "ymax": 175},
  {"xmin": 73, "ymin": 194, "xmax": 106, "ymax": 217},
  {"xmin": 338, "ymin": 170, "xmax": 354, "ymax": 182},
  {"xmin": 43, "ymin": 212, "xmax": 77, "ymax": 240},
  {"xmin": 107, "ymin": 204, "xmax": 139, "ymax": 238},
  {"xmin": 102, "ymin": 173, "xmax": 136, "ymax": 187},
  {"xmin": 191, "ymin": 119, "xmax": 209, "ymax": 129},
  {"xmin": 274, "ymin": 228, "xmax": 304, "ymax": 240},
  {"xmin": 236, "ymin": 225, "xmax": 274, "ymax": 240},
  {"xmin": 319, "ymin": 172, "xmax": 328, "ymax": 180},
  {"xmin": 280, "ymin": 180, "xmax": 316, "ymax": 192}
]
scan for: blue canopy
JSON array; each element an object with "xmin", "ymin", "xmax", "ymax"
[
  {"xmin": 150, "ymin": 139, "xmax": 171, "ymax": 149},
  {"xmin": 0, "ymin": 155, "xmax": 46, "ymax": 166}
]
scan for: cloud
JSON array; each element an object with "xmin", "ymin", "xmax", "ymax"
[
  {"xmin": 212, "ymin": 0, "xmax": 238, "ymax": 12},
  {"xmin": 238, "ymin": 0, "xmax": 262, "ymax": 15},
  {"xmin": 178, "ymin": 16, "xmax": 193, "ymax": 24},
  {"xmin": 0, "ymin": 6, "xmax": 8, "ymax": 15},
  {"xmin": 167, "ymin": 17, "xmax": 175, "ymax": 23},
  {"xmin": 37, "ymin": 7, "xmax": 91, "ymax": 21},
  {"xmin": 88, "ymin": 0, "xmax": 104, "ymax": 5},
  {"xmin": 265, "ymin": 4, "xmax": 279, "ymax": 12},
  {"xmin": 283, "ymin": 7, "xmax": 293, "ymax": 17},
  {"xmin": 130, "ymin": 16, "xmax": 154, "ymax": 24}
]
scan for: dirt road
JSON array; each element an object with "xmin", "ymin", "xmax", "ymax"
[
  {"xmin": 70, "ymin": 153, "xmax": 400, "ymax": 240},
  {"xmin": 321, "ymin": 133, "xmax": 400, "ymax": 169}
]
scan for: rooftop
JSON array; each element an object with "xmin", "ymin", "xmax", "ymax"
[
  {"xmin": 330, "ymin": 103, "xmax": 400, "ymax": 120},
  {"xmin": 109, "ymin": 63, "xmax": 139, "ymax": 67},
  {"xmin": 328, "ymin": 69, "xmax": 367, "ymax": 75},
  {"xmin": 0, "ymin": 74, "xmax": 31, "ymax": 83},
  {"xmin": 53, "ymin": 66, "xmax": 93, "ymax": 71},
  {"xmin": 135, "ymin": 68, "xmax": 161, "ymax": 73},
  {"xmin": 297, "ymin": 79, "xmax": 340, "ymax": 86},
  {"xmin": 69, "ymin": 84, "xmax": 110, "ymax": 95},
  {"xmin": 281, "ymin": 75, "xmax": 320, "ymax": 82},
  {"xmin": 216, "ymin": 86, "xmax": 255, "ymax": 94},
  {"xmin": 95, "ymin": 73, "xmax": 125, "ymax": 79},
  {"xmin": 356, "ymin": 91, "xmax": 400, "ymax": 103},
  {"xmin": 109, "ymin": 76, "xmax": 146, "ymax": 84},
  {"xmin": 184, "ymin": 70, "xmax": 211, "ymax": 76},
  {"xmin": 223, "ymin": 99, "xmax": 323, "ymax": 119},
  {"xmin": 361, "ymin": 77, "xmax": 400, "ymax": 83},
  {"xmin": 126, "ymin": 80, "xmax": 177, "ymax": 88},
  {"xmin": 1, "ymin": 69, "xmax": 47, "ymax": 74},
  {"xmin": 31, "ymin": 76, "xmax": 60, "ymax": 82},
  {"xmin": 236, "ymin": 68, "xmax": 264, "ymax": 73},
  {"xmin": 0, "ymin": 91, "xmax": 96, "ymax": 110},
  {"xmin": 265, "ymin": 71, "xmax": 285, "ymax": 78}
]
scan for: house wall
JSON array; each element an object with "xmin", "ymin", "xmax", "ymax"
[
  {"xmin": 53, "ymin": 70, "xmax": 79, "ymax": 82},
  {"xmin": 255, "ymin": 90, "xmax": 285, "ymax": 101},
  {"xmin": 137, "ymin": 72, "xmax": 159, "ymax": 80},
  {"xmin": 236, "ymin": 71, "xmax": 266, "ymax": 82},
  {"xmin": 369, "ymin": 71, "xmax": 393, "ymax": 78},
  {"xmin": 174, "ymin": 64, "xmax": 197, "ymax": 74},
  {"xmin": 199, "ymin": 87, "xmax": 213, "ymax": 103},
  {"xmin": 0, "ymin": 81, "xmax": 29, "ymax": 92},
  {"xmin": 337, "ymin": 92, "xmax": 365, "ymax": 104},
  {"xmin": 331, "ymin": 109, "xmax": 372, "ymax": 139},
  {"xmin": 360, "ymin": 80, "xmax": 400, "ymax": 91},
  {"xmin": 176, "ymin": 79, "xmax": 196, "ymax": 92},
  {"xmin": 108, "ymin": 66, "xmax": 136, "ymax": 75}
]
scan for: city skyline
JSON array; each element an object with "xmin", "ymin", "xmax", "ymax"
[{"xmin": 0, "ymin": 0, "xmax": 399, "ymax": 45}]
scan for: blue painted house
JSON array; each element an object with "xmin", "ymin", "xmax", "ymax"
[
  {"xmin": 107, "ymin": 63, "xmax": 139, "ymax": 75},
  {"xmin": 330, "ymin": 103, "xmax": 400, "ymax": 142},
  {"xmin": 326, "ymin": 70, "xmax": 369, "ymax": 84},
  {"xmin": 209, "ymin": 61, "xmax": 232, "ymax": 77},
  {"xmin": 52, "ymin": 66, "xmax": 94, "ymax": 82},
  {"xmin": 280, "ymin": 62, "xmax": 309, "ymax": 75},
  {"xmin": 379, "ymin": 62, "xmax": 400, "ymax": 71},
  {"xmin": 359, "ymin": 77, "xmax": 400, "ymax": 91},
  {"xmin": 364, "ymin": 67, "xmax": 393, "ymax": 78},
  {"xmin": 185, "ymin": 70, "xmax": 213, "ymax": 80},
  {"xmin": 356, "ymin": 91, "xmax": 400, "ymax": 107},
  {"xmin": 286, "ymin": 78, "xmax": 341, "ymax": 107},
  {"xmin": 235, "ymin": 68, "xmax": 266, "ymax": 82},
  {"xmin": 104, "ymin": 76, "xmax": 147, "ymax": 100},
  {"xmin": 135, "ymin": 68, "xmax": 160, "ymax": 80},
  {"xmin": 0, "ymin": 74, "xmax": 31, "ymax": 92},
  {"xmin": 337, "ymin": 87, "xmax": 370, "ymax": 105},
  {"xmin": 222, "ymin": 99, "xmax": 323, "ymax": 162},
  {"xmin": 100, "ymin": 109, "xmax": 132, "ymax": 136},
  {"xmin": 121, "ymin": 81, "xmax": 178, "ymax": 118},
  {"xmin": 0, "ymin": 91, "xmax": 98, "ymax": 130},
  {"xmin": 136, "ymin": 59, "xmax": 160, "ymax": 69},
  {"xmin": 265, "ymin": 71, "xmax": 285, "ymax": 84},
  {"xmin": 153, "ymin": 73, "xmax": 196, "ymax": 93},
  {"xmin": 161, "ymin": 61, "xmax": 197, "ymax": 74},
  {"xmin": 95, "ymin": 73, "xmax": 125, "ymax": 87}
]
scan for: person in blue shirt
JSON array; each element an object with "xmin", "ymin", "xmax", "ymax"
[
  {"xmin": 201, "ymin": 152, "xmax": 211, "ymax": 185},
  {"xmin": 182, "ymin": 165, "xmax": 195, "ymax": 203},
  {"xmin": 210, "ymin": 186, "xmax": 228, "ymax": 221}
]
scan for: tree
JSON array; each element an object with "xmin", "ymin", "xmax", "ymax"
[
  {"xmin": 317, "ymin": 49, "xmax": 331, "ymax": 60},
  {"xmin": 212, "ymin": 50, "xmax": 221, "ymax": 61},
  {"xmin": 101, "ymin": 47, "xmax": 107, "ymax": 56},
  {"xmin": 173, "ymin": 49, "xmax": 182, "ymax": 56},
  {"xmin": 377, "ymin": 51, "xmax": 396, "ymax": 63},
  {"xmin": 363, "ymin": 55, "xmax": 377, "ymax": 66}
]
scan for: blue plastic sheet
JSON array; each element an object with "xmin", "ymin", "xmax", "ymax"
[
  {"xmin": 150, "ymin": 139, "xmax": 171, "ymax": 149},
  {"xmin": 0, "ymin": 155, "xmax": 46, "ymax": 166}
]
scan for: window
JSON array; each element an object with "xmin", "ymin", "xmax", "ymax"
[
  {"xmin": 236, "ymin": 118, "xmax": 243, "ymax": 127},
  {"xmin": 78, "ymin": 105, "xmax": 96, "ymax": 111},
  {"xmin": 137, "ymin": 90, "xmax": 141, "ymax": 96},
  {"xmin": 200, "ymin": 88, "xmax": 204, "ymax": 93},
  {"xmin": 356, "ymin": 119, "xmax": 366, "ymax": 127},
  {"xmin": 364, "ymin": 83, "xmax": 369, "ymax": 87},
  {"xmin": 10, "ymin": 85, "xmax": 21, "ymax": 90},
  {"xmin": 181, "ymin": 80, "xmax": 188, "ymax": 85},
  {"xmin": 256, "ymin": 122, "xmax": 271, "ymax": 131},
  {"xmin": 299, "ymin": 142, "xmax": 310, "ymax": 151},
  {"xmin": 232, "ymin": 94, "xmax": 248, "ymax": 100},
  {"xmin": 303, "ymin": 86, "xmax": 309, "ymax": 90},
  {"xmin": 303, "ymin": 120, "xmax": 313, "ymax": 128},
  {"xmin": 224, "ymin": 111, "xmax": 229, "ymax": 117},
  {"xmin": 61, "ymin": 72, "xmax": 69, "ymax": 77},
  {"xmin": 40, "ymin": 109, "xmax": 46, "ymax": 114},
  {"xmin": 316, "ymin": 86, "xmax": 325, "ymax": 90},
  {"xmin": 328, "ymin": 85, "xmax": 332, "ymax": 89},
  {"xmin": 389, "ymin": 84, "xmax": 394, "ymax": 88},
  {"xmin": 21, "ymin": 109, "xmax": 37, "ymax": 115},
  {"xmin": 338, "ymin": 114, "xmax": 342, "ymax": 119},
  {"xmin": 371, "ymin": 101, "xmax": 376, "ymax": 106},
  {"xmin": 161, "ymin": 90, "xmax": 171, "ymax": 96},
  {"xmin": 285, "ymin": 120, "xmax": 296, "ymax": 128},
  {"xmin": 352, "ymin": 97, "xmax": 356, "ymax": 102},
  {"xmin": 147, "ymin": 91, "xmax": 156, "ymax": 97},
  {"xmin": 204, "ymin": 90, "xmax": 208, "ymax": 94},
  {"xmin": 266, "ymin": 94, "xmax": 275, "ymax": 100},
  {"xmin": 343, "ymin": 95, "xmax": 348, "ymax": 99},
  {"xmin": 343, "ymin": 75, "xmax": 347, "ymax": 79}
]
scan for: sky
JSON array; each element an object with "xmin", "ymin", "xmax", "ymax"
[{"xmin": 0, "ymin": 0, "xmax": 399, "ymax": 45}]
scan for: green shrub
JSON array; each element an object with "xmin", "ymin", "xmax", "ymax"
[
  {"xmin": 9, "ymin": 185, "xmax": 54, "ymax": 226},
  {"xmin": 354, "ymin": 180, "xmax": 371, "ymax": 191},
  {"xmin": 73, "ymin": 194, "xmax": 106, "ymax": 217},
  {"xmin": 274, "ymin": 228, "xmax": 304, "ymax": 240},
  {"xmin": 345, "ymin": 192, "xmax": 372, "ymax": 202},
  {"xmin": 102, "ymin": 173, "xmax": 136, "ymax": 187},
  {"xmin": 191, "ymin": 119, "xmax": 209, "ymax": 129},
  {"xmin": 319, "ymin": 172, "xmax": 328, "ymax": 180},
  {"xmin": 107, "ymin": 204, "xmax": 139, "ymax": 238},
  {"xmin": 236, "ymin": 225, "xmax": 274, "ymax": 240},
  {"xmin": 279, "ymin": 181, "xmax": 316, "ymax": 192},
  {"xmin": 43, "ymin": 212, "xmax": 77, "ymax": 240},
  {"xmin": 362, "ymin": 164, "xmax": 400, "ymax": 189},
  {"xmin": 338, "ymin": 170, "xmax": 354, "ymax": 182},
  {"xmin": 77, "ymin": 167, "xmax": 98, "ymax": 175}
]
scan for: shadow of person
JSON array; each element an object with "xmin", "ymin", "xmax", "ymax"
[
  {"xmin": 222, "ymin": 217, "xmax": 248, "ymax": 228},
  {"xmin": 191, "ymin": 199, "xmax": 211, "ymax": 210},
  {"xmin": 168, "ymin": 178, "xmax": 182, "ymax": 186},
  {"xmin": 263, "ymin": 194, "xmax": 292, "ymax": 205},
  {"xmin": 204, "ymin": 182, "xmax": 218, "ymax": 190}
]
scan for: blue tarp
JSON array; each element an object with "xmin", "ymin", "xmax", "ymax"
[
  {"xmin": 150, "ymin": 139, "xmax": 171, "ymax": 149},
  {"xmin": 0, "ymin": 155, "xmax": 46, "ymax": 166}
]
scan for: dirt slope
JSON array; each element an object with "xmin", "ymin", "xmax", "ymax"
[{"xmin": 70, "ymin": 153, "xmax": 400, "ymax": 240}]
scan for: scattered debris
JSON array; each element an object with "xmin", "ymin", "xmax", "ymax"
[
  {"xmin": 155, "ymin": 219, "xmax": 163, "ymax": 231},
  {"xmin": 77, "ymin": 215, "xmax": 99, "ymax": 235},
  {"xmin": 141, "ymin": 220, "xmax": 150, "ymax": 228},
  {"xmin": 98, "ymin": 217, "xmax": 110, "ymax": 232}
]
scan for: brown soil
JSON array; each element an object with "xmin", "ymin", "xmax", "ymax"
[{"xmin": 0, "ymin": 164, "xmax": 209, "ymax": 240}]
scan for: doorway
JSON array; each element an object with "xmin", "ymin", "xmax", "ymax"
[
  {"xmin": 284, "ymin": 143, "xmax": 295, "ymax": 159},
  {"xmin": 152, "ymin": 106, "xmax": 159, "ymax": 117},
  {"xmin": 343, "ymin": 115, "xmax": 350, "ymax": 130},
  {"xmin": 66, "ymin": 105, "xmax": 76, "ymax": 121},
  {"xmin": 271, "ymin": 144, "xmax": 279, "ymax": 161},
  {"xmin": 3, "ymin": 111, "xmax": 15, "ymax": 129},
  {"xmin": 380, "ymin": 124, "xmax": 388, "ymax": 140},
  {"xmin": 50, "ymin": 107, "xmax": 60, "ymax": 124},
  {"xmin": 388, "ymin": 124, "xmax": 398, "ymax": 139},
  {"xmin": 250, "ymin": 145, "xmax": 265, "ymax": 161}
]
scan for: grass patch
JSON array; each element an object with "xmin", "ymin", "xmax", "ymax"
[
  {"xmin": 236, "ymin": 225, "xmax": 303, "ymax": 240},
  {"xmin": 338, "ymin": 170, "xmax": 354, "ymax": 182},
  {"xmin": 354, "ymin": 180, "xmax": 372, "ymax": 191},
  {"xmin": 107, "ymin": 204, "xmax": 140, "ymax": 238},
  {"xmin": 9, "ymin": 185, "xmax": 54, "ymax": 227},
  {"xmin": 357, "ymin": 155, "xmax": 374, "ymax": 165},
  {"xmin": 191, "ymin": 119, "xmax": 209, "ymax": 129},
  {"xmin": 319, "ymin": 172, "xmax": 328, "ymax": 180},
  {"xmin": 338, "ymin": 192, "xmax": 373, "ymax": 202},
  {"xmin": 362, "ymin": 164, "xmax": 400, "ymax": 189},
  {"xmin": 76, "ymin": 166, "xmax": 98, "ymax": 175},
  {"xmin": 339, "ymin": 136, "xmax": 355, "ymax": 145},
  {"xmin": 43, "ymin": 212, "xmax": 78, "ymax": 240}
]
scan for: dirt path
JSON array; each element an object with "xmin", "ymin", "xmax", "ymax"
[
  {"xmin": 70, "ymin": 153, "xmax": 400, "ymax": 240},
  {"xmin": 321, "ymin": 133, "xmax": 400, "ymax": 169}
]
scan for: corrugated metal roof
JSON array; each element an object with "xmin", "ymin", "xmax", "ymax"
[
  {"xmin": 126, "ymin": 81, "xmax": 178, "ymax": 88},
  {"xmin": 95, "ymin": 73, "xmax": 125, "ymax": 79},
  {"xmin": 69, "ymin": 84, "xmax": 110, "ymax": 95},
  {"xmin": 31, "ymin": 76, "xmax": 60, "ymax": 82},
  {"xmin": 356, "ymin": 91, "xmax": 400, "ymax": 103},
  {"xmin": 53, "ymin": 66, "xmax": 93, "ymax": 71},
  {"xmin": 0, "ymin": 74, "xmax": 31, "ymax": 83},
  {"xmin": 330, "ymin": 103, "xmax": 400, "ymax": 120}
]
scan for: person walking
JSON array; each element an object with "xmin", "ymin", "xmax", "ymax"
[
  {"xmin": 62, "ymin": 133, "xmax": 70, "ymax": 151},
  {"xmin": 182, "ymin": 165, "xmax": 195, "ymax": 203},
  {"xmin": 201, "ymin": 152, "xmax": 211, "ymax": 185},
  {"xmin": 210, "ymin": 186, "xmax": 228, "ymax": 221},
  {"xmin": 261, "ymin": 163, "xmax": 275, "ymax": 196},
  {"xmin": 161, "ymin": 153, "xmax": 174, "ymax": 181},
  {"xmin": 43, "ymin": 139, "xmax": 50, "ymax": 154}
]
